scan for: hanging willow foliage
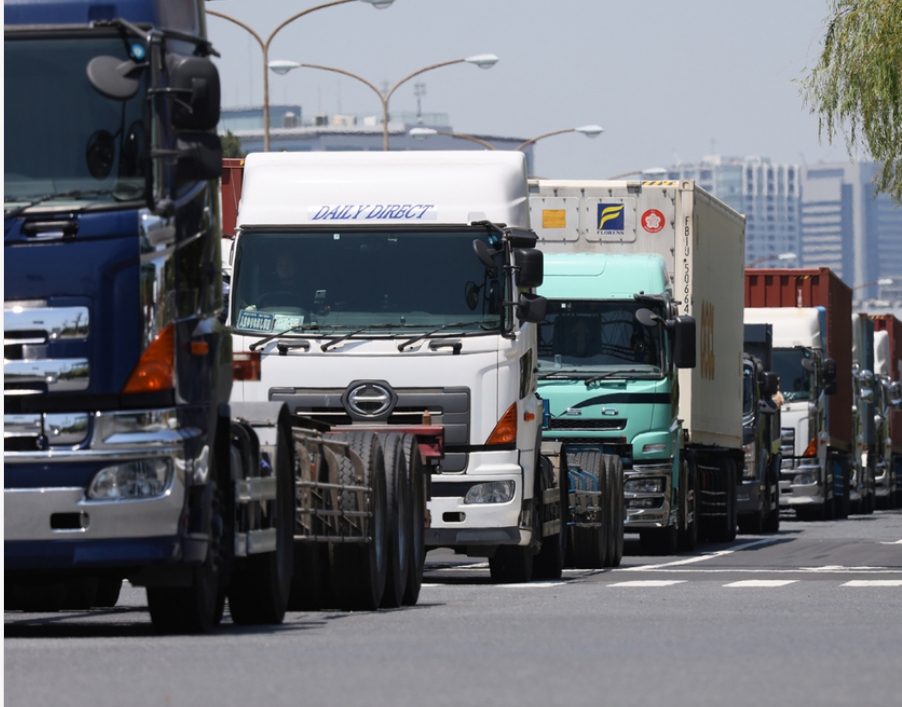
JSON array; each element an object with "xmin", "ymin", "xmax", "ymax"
[{"xmin": 802, "ymin": 0, "xmax": 902, "ymax": 202}]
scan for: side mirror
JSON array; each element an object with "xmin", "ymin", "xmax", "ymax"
[
  {"xmin": 86, "ymin": 56, "xmax": 142, "ymax": 100},
  {"xmin": 175, "ymin": 132, "xmax": 223, "ymax": 182},
  {"xmin": 517, "ymin": 293, "xmax": 547, "ymax": 324},
  {"xmin": 672, "ymin": 315, "xmax": 696, "ymax": 369},
  {"xmin": 636, "ymin": 307, "xmax": 663, "ymax": 329},
  {"xmin": 472, "ymin": 239, "xmax": 497, "ymax": 269},
  {"xmin": 167, "ymin": 56, "xmax": 221, "ymax": 130},
  {"xmin": 514, "ymin": 248, "xmax": 543, "ymax": 288},
  {"xmin": 823, "ymin": 357, "xmax": 837, "ymax": 383},
  {"xmin": 760, "ymin": 371, "xmax": 780, "ymax": 398}
]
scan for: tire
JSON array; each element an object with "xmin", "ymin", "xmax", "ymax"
[
  {"xmin": 604, "ymin": 455, "xmax": 624, "ymax": 567},
  {"xmin": 762, "ymin": 469, "xmax": 780, "ymax": 533},
  {"xmin": 677, "ymin": 456, "xmax": 698, "ymax": 552},
  {"xmin": 7, "ymin": 580, "xmax": 67, "ymax": 612},
  {"xmin": 63, "ymin": 577, "xmax": 100, "ymax": 610},
  {"xmin": 148, "ymin": 478, "xmax": 224, "ymax": 634},
  {"xmin": 93, "ymin": 578, "xmax": 122, "ymax": 608},
  {"xmin": 328, "ymin": 431, "xmax": 388, "ymax": 610},
  {"xmin": 640, "ymin": 524, "xmax": 678, "ymax": 555},
  {"xmin": 378, "ymin": 433, "xmax": 411, "ymax": 608},
  {"xmin": 401, "ymin": 434, "xmax": 426, "ymax": 606},
  {"xmin": 148, "ymin": 546, "xmax": 220, "ymax": 633},
  {"xmin": 567, "ymin": 451, "xmax": 607, "ymax": 568},
  {"xmin": 229, "ymin": 422, "xmax": 295, "ymax": 625},
  {"xmin": 287, "ymin": 544, "xmax": 327, "ymax": 611},
  {"xmin": 705, "ymin": 457, "xmax": 737, "ymax": 543},
  {"xmin": 533, "ymin": 454, "xmax": 566, "ymax": 580},
  {"xmin": 489, "ymin": 544, "xmax": 534, "ymax": 583}
]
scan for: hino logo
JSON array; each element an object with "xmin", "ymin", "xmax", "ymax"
[{"xmin": 344, "ymin": 381, "xmax": 395, "ymax": 418}]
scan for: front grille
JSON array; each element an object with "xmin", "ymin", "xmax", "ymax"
[{"xmin": 549, "ymin": 418, "xmax": 626, "ymax": 431}]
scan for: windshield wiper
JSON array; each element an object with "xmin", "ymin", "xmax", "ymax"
[
  {"xmin": 583, "ymin": 369, "xmax": 658, "ymax": 385},
  {"xmin": 248, "ymin": 323, "xmax": 327, "ymax": 352},
  {"xmin": 397, "ymin": 319, "xmax": 495, "ymax": 352},
  {"xmin": 537, "ymin": 369, "xmax": 590, "ymax": 380},
  {"xmin": 4, "ymin": 189, "xmax": 119, "ymax": 220},
  {"xmin": 321, "ymin": 323, "xmax": 407, "ymax": 352}
]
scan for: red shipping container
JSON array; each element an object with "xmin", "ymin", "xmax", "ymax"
[
  {"xmin": 745, "ymin": 268, "xmax": 853, "ymax": 450},
  {"xmin": 871, "ymin": 314, "xmax": 902, "ymax": 454},
  {"xmin": 221, "ymin": 158, "xmax": 245, "ymax": 238}
]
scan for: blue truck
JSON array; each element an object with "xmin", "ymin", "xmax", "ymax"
[{"xmin": 4, "ymin": 0, "xmax": 424, "ymax": 630}]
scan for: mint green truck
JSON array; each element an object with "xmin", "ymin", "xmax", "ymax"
[{"xmin": 530, "ymin": 180, "xmax": 746, "ymax": 554}]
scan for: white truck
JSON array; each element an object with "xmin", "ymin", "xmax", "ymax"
[
  {"xmin": 529, "ymin": 179, "xmax": 746, "ymax": 551},
  {"xmin": 225, "ymin": 151, "xmax": 570, "ymax": 583}
]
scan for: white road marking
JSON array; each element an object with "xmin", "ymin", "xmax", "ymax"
[
  {"xmin": 618, "ymin": 567, "xmax": 902, "ymax": 574},
  {"xmin": 497, "ymin": 581, "xmax": 568, "ymax": 588},
  {"xmin": 879, "ymin": 539, "xmax": 902, "ymax": 545},
  {"xmin": 723, "ymin": 580, "xmax": 798, "ymax": 588},
  {"xmin": 608, "ymin": 580, "xmax": 687, "ymax": 587},
  {"xmin": 622, "ymin": 538, "xmax": 779, "ymax": 571},
  {"xmin": 841, "ymin": 580, "xmax": 902, "ymax": 587}
]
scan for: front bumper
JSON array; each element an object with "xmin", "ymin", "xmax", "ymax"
[
  {"xmin": 425, "ymin": 449, "xmax": 528, "ymax": 548},
  {"xmin": 737, "ymin": 478, "xmax": 764, "ymax": 514},
  {"xmin": 623, "ymin": 463, "xmax": 673, "ymax": 531},
  {"xmin": 4, "ymin": 408, "xmax": 193, "ymax": 571},
  {"xmin": 779, "ymin": 460, "xmax": 825, "ymax": 507},
  {"xmin": 875, "ymin": 462, "xmax": 892, "ymax": 498}
]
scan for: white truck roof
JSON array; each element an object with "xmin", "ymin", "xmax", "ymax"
[
  {"xmin": 237, "ymin": 150, "xmax": 529, "ymax": 229},
  {"xmin": 744, "ymin": 307, "xmax": 823, "ymax": 349}
]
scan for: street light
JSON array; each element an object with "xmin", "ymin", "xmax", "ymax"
[
  {"xmin": 747, "ymin": 253, "xmax": 797, "ymax": 267},
  {"xmin": 269, "ymin": 55, "xmax": 499, "ymax": 150},
  {"xmin": 207, "ymin": 0, "xmax": 395, "ymax": 152},
  {"xmin": 408, "ymin": 125, "xmax": 604, "ymax": 152}
]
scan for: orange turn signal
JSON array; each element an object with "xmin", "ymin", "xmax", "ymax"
[
  {"xmin": 803, "ymin": 436, "xmax": 818, "ymax": 457},
  {"xmin": 486, "ymin": 403, "xmax": 518, "ymax": 446},
  {"xmin": 122, "ymin": 324, "xmax": 175, "ymax": 394},
  {"xmin": 233, "ymin": 351, "xmax": 262, "ymax": 381}
]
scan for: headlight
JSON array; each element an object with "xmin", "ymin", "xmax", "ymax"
[
  {"xmin": 625, "ymin": 477, "xmax": 665, "ymax": 494},
  {"xmin": 742, "ymin": 442, "xmax": 757, "ymax": 480},
  {"xmin": 464, "ymin": 481, "xmax": 515, "ymax": 504},
  {"xmin": 87, "ymin": 459, "xmax": 171, "ymax": 500},
  {"xmin": 792, "ymin": 471, "xmax": 818, "ymax": 485},
  {"xmin": 642, "ymin": 443, "xmax": 667, "ymax": 454}
]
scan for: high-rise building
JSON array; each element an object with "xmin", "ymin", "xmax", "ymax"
[{"xmin": 665, "ymin": 156, "xmax": 801, "ymax": 268}]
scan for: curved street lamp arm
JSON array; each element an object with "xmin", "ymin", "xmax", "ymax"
[
  {"xmin": 300, "ymin": 63, "xmax": 386, "ymax": 103},
  {"xmin": 206, "ymin": 9, "xmax": 265, "ymax": 50},
  {"xmin": 385, "ymin": 58, "xmax": 465, "ymax": 101},
  {"xmin": 434, "ymin": 131, "xmax": 496, "ymax": 150},
  {"xmin": 265, "ymin": 0, "xmax": 356, "ymax": 51},
  {"xmin": 515, "ymin": 128, "xmax": 576, "ymax": 152}
]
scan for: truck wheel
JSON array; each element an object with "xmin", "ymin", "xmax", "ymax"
[
  {"xmin": 534, "ymin": 454, "xmax": 566, "ymax": 579},
  {"xmin": 148, "ymin": 542, "xmax": 220, "ymax": 633},
  {"xmin": 677, "ymin": 457, "xmax": 698, "ymax": 552},
  {"xmin": 401, "ymin": 434, "xmax": 426, "ymax": 606},
  {"xmin": 229, "ymin": 423, "xmax": 295, "ymax": 625},
  {"xmin": 378, "ymin": 433, "xmax": 411, "ymax": 608},
  {"xmin": 706, "ymin": 457, "xmax": 737, "ymax": 543},
  {"xmin": 568, "ymin": 451, "xmax": 607, "ymax": 568},
  {"xmin": 762, "ymin": 471, "xmax": 780, "ymax": 533},
  {"xmin": 93, "ymin": 578, "xmax": 122, "ymax": 608},
  {"xmin": 489, "ymin": 544, "xmax": 534, "ymax": 583},
  {"xmin": 640, "ymin": 525, "xmax": 678, "ymax": 555},
  {"xmin": 604, "ymin": 454, "xmax": 624, "ymax": 567},
  {"xmin": 738, "ymin": 512, "xmax": 764, "ymax": 535},
  {"xmin": 329, "ymin": 432, "xmax": 388, "ymax": 610}
]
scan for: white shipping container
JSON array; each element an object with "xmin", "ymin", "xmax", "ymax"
[{"xmin": 529, "ymin": 179, "xmax": 745, "ymax": 450}]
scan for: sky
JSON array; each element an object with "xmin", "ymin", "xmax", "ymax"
[{"xmin": 205, "ymin": 0, "xmax": 854, "ymax": 179}]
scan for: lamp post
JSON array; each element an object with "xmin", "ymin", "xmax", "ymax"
[
  {"xmin": 408, "ymin": 125, "xmax": 603, "ymax": 152},
  {"xmin": 269, "ymin": 55, "xmax": 499, "ymax": 150},
  {"xmin": 747, "ymin": 253, "xmax": 797, "ymax": 268},
  {"xmin": 207, "ymin": 0, "xmax": 394, "ymax": 152}
]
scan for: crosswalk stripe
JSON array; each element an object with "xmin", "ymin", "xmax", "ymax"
[
  {"xmin": 723, "ymin": 580, "xmax": 798, "ymax": 588},
  {"xmin": 841, "ymin": 580, "xmax": 902, "ymax": 587},
  {"xmin": 608, "ymin": 580, "xmax": 687, "ymax": 587}
]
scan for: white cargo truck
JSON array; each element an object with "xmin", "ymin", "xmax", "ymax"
[
  {"xmin": 530, "ymin": 179, "xmax": 746, "ymax": 551},
  {"xmin": 226, "ymin": 151, "xmax": 569, "ymax": 583}
]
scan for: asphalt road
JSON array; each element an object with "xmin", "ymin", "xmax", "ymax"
[{"xmin": 6, "ymin": 509, "xmax": 902, "ymax": 707}]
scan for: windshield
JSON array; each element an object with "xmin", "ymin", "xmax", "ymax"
[
  {"xmin": 230, "ymin": 228, "xmax": 508, "ymax": 336},
  {"xmin": 772, "ymin": 348, "xmax": 815, "ymax": 402},
  {"xmin": 537, "ymin": 300, "xmax": 666, "ymax": 378},
  {"xmin": 743, "ymin": 362, "xmax": 755, "ymax": 415},
  {"xmin": 5, "ymin": 35, "xmax": 147, "ymax": 208}
]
